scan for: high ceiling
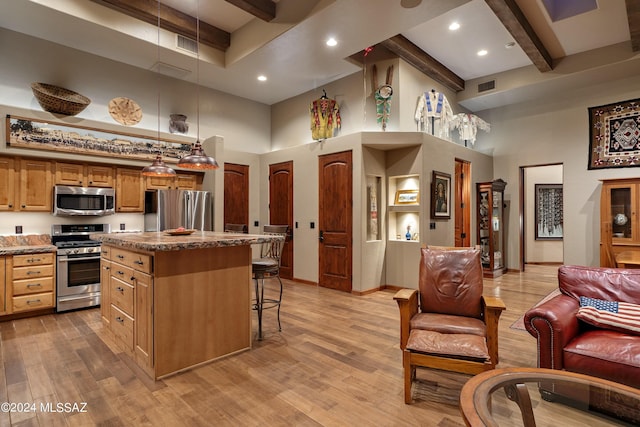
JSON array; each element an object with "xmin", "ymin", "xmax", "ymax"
[{"xmin": 0, "ymin": 0, "xmax": 638, "ymax": 110}]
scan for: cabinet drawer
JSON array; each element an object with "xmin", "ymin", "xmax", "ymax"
[
  {"xmin": 12, "ymin": 264, "xmax": 54, "ymax": 280},
  {"xmin": 110, "ymin": 305, "xmax": 134, "ymax": 351},
  {"xmin": 110, "ymin": 264, "xmax": 134, "ymax": 284},
  {"xmin": 13, "ymin": 277, "xmax": 54, "ymax": 296},
  {"xmin": 101, "ymin": 246, "xmax": 112, "ymax": 260},
  {"xmin": 12, "ymin": 252, "xmax": 54, "ymax": 267},
  {"xmin": 110, "ymin": 278, "xmax": 134, "ymax": 317},
  {"xmin": 111, "ymin": 248, "xmax": 152, "ymax": 273},
  {"xmin": 12, "ymin": 292, "xmax": 54, "ymax": 312}
]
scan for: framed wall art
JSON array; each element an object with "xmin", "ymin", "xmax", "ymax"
[
  {"xmin": 588, "ymin": 98, "xmax": 640, "ymax": 169},
  {"xmin": 535, "ymin": 184, "xmax": 563, "ymax": 240},
  {"xmin": 394, "ymin": 189, "xmax": 419, "ymax": 205},
  {"xmin": 6, "ymin": 114, "xmax": 191, "ymax": 163},
  {"xmin": 431, "ymin": 170, "xmax": 451, "ymax": 219}
]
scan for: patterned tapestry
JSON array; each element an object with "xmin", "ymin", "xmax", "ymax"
[
  {"xmin": 588, "ymin": 98, "xmax": 640, "ymax": 169},
  {"xmin": 535, "ymin": 184, "xmax": 563, "ymax": 240}
]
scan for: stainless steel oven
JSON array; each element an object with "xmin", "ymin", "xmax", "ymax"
[{"xmin": 52, "ymin": 224, "xmax": 110, "ymax": 312}]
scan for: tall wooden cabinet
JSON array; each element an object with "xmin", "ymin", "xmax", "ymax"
[
  {"xmin": 600, "ymin": 178, "xmax": 640, "ymax": 266},
  {"xmin": 477, "ymin": 179, "xmax": 507, "ymax": 277}
]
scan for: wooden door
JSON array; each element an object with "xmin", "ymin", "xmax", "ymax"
[
  {"xmin": 269, "ymin": 162, "xmax": 293, "ymax": 279},
  {"xmin": 87, "ymin": 165, "xmax": 114, "ymax": 187},
  {"xmin": 455, "ymin": 159, "xmax": 471, "ymax": 247},
  {"xmin": 115, "ymin": 168, "xmax": 144, "ymax": 212},
  {"xmin": 318, "ymin": 151, "xmax": 352, "ymax": 292},
  {"xmin": 55, "ymin": 162, "xmax": 84, "ymax": 186},
  {"xmin": 0, "ymin": 157, "xmax": 15, "ymax": 211},
  {"xmin": 19, "ymin": 158, "xmax": 52, "ymax": 211},
  {"xmin": 224, "ymin": 163, "xmax": 249, "ymax": 230}
]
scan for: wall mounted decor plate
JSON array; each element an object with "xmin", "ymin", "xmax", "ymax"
[
  {"xmin": 588, "ymin": 98, "xmax": 640, "ymax": 169},
  {"xmin": 108, "ymin": 97, "xmax": 142, "ymax": 126}
]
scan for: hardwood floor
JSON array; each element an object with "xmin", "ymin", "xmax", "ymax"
[{"xmin": 0, "ymin": 265, "xmax": 622, "ymax": 426}]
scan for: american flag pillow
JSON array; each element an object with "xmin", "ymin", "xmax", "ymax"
[{"xmin": 577, "ymin": 296, "xmax": 640, "ymax": 336}]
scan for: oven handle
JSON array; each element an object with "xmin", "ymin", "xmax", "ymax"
[{"xmin": 57, "ymin": 256, "xmax": 102, "ymax": 262}]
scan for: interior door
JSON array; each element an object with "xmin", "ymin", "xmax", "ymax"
[
  {"xmin": 455, "ymin": 159, "xmax": 471, "ymax": 247},
  {"xmin": 224, "ymin": 163, "xmax": 249, "ymax": 229},
  {"xmin": 269, "ymin": 161, "xmax": 294, "ymax": 279},
  {"xmin": 318, "ymin": 150, "xmax": 352, "ymax": 292}
]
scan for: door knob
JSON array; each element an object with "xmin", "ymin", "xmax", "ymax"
[{"xmin": 319, "ymin": 230, "xmax": 324, "ymax": 242}]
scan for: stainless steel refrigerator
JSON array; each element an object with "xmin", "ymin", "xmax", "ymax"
[{"xmin": 144, "ymin": 189, "xmax": 213, "ymax": 231}]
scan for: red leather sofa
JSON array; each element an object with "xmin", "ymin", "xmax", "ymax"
[{"xmin": 524, "ymin": 265, "xmax": 640, "ymax": 389}]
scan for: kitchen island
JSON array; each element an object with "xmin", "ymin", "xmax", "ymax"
[{"xmin": 91, "ymin": 231, "xmax": 283, "ymax": 380}]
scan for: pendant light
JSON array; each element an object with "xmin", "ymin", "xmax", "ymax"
[
  {"xmin": 177, "ymin": 0, "xmax": 219, "ymax": 170},
  {"xmin": 142, "ymin": 0, "xmax": 176, "ymax": 177}
]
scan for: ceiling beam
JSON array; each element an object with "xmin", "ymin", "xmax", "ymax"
[
  {"xmin": 484, "ymin": 0, "xmax": 553, "ymax": 72},
  {"xmin": 224, "ymin": 0, "xmax": 276, "ymax": 22},
  {"xmin": 90, "ymin": 0, "xmax": 231, "ymax": 51},
  {"xmin": 379, "ymin": 35, "xmax": 465, "ymax": 92},
  {"xmin": 627, "ymin": 0, "xmax": 640, "ymax": 52}
]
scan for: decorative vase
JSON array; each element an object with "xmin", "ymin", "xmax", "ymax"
[{"xmin": 169, "ymin": 114, "xmax": 188, "ymax": 134}]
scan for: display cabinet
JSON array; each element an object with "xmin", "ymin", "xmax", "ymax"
[
  {"xmin": 600, "ymin": 178, "xmax": 640, "ymax": 266},
  {"xmin": 388, "ymin": 175, "xmax": 420, "ymax": 242},
  {"xmin": 477, "ymin": 179, "xmax": 507, "ymax": 277}
]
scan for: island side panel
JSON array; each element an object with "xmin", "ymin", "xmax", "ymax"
[{"xmin": 153, "ymin": 245, "xmax": 252, "ymax": 378}]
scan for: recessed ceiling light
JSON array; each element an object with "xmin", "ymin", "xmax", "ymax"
[
  {"xmin": 448, "ymin": 22, "xmax": 460, "ymax": 31},
  {"xmin": 257, "ymin": 75, "xmax": 267, "ymax": 82},
  {"xmin": 477, "ymin": 49, "xmax": 488, "ymax": 56},
  {"xmin": 326, "ymin": 37, "xmax": 337, "ymax": 47}
]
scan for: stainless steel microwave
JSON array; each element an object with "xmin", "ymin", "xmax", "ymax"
[{"xmin": 53, "ymin": 185, "xmax": 115, "ymax": 216}]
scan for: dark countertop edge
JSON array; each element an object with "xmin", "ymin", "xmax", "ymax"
[
  {"xmin": 0, "ymin": 245, "xmax": 57, "ymax": 256},
  {"xmin": 90, "ymin": 232, "xmax": 283, "ymax": 252}
]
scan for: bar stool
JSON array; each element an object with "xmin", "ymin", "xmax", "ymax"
[
  {"xmin": 224, "ymin": 223, "xmax": 248, "ymax": 233},
  {"xmin": 252, "ymin": 225, "xmax": 288, "ymax": 340}
]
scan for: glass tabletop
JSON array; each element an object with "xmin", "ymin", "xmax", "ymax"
[{"xmin": 460, "ymin": 368, "xmax": 640, "ymax": 426}]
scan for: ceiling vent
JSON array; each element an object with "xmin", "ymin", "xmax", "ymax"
[
  {"xmin": 478, "ymin": 80, "xmax": 496, "ymax": 93},
  {"xmin": 176, "ymin": 35, "xmax": 198, "ymax": 54}
]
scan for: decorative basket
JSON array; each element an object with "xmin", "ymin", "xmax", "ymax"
[{"xmin": 31, "ymin": 82, "xmax": 91, "ymax": 116}]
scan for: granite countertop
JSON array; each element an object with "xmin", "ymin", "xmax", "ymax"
[
  {"xmin": 91, "ymin": 231, "xmax": 284, "ymax": 252},
  {"xmin": 0, "ymin": 234, "xmax": 56, "ymax": 256}
]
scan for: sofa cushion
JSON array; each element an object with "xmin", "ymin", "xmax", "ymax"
[
  {"xmin": 406, "ymin": 329, "xmax": 490, "ymax": 362},
  {"xmin": 564, "ymin": 329, "xmax": 640, "ymax": 388},
  {"xmin": 410, "ymin": 312, "xmax": 486, "ymax": 336},
  {"xmin": 577, "ymin": 296, "xmax": 640, "ymax": 335}
]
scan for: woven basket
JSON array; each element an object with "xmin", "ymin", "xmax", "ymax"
[{"xmin": 31, "ymin": 82, "xmax": 91, "ymax": 116}]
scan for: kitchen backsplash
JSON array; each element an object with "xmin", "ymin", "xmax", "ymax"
[{"xmin": 0, "ymin": 212, "xmax": 144, "ymax": 235}]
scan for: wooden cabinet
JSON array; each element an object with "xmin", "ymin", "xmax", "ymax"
[
  {"xmin": 18, "ymin": 158, "xmax": 52, "ymax": 211},
  {"xmin": 0, "ymin": 157, "xmax": 16, "ymax": 211},
  {"xmin": 116, "ymin": 167, "xmax": 144, "ymax": 212},
  {"xmin": 100, "ymin": 246, "xmax": 112, "ymax": 325},
  {"xmin": 105, "ymin": 245, "xmax": 154, "ymax": 373},
  {"xmin": 55, "ymin": 162, "xmax": 114, "ymax": 187},
  {"xmin": 7, "ymin": 252, "xmax": 56, "ymax": 313},
  {"xmin": 0, "ymin": 256, "xmax": 6, "ymax": 315},
  {"xmin": 477, "ymin": 179, "xmax": 507, "ymax": 277},
  {"xmin": 145, "ymin": 173, "xmax": 198, "ymax": 190},
  {"xmin": 600, "ymin": 178, "xmax": 640, "ymax": 266}
]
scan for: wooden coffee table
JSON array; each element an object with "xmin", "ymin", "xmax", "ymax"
[{"xmin": 460, "ymin": 367, "xmax": 640, "ymax": 426}]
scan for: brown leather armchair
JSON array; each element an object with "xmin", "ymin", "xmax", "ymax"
[
  {"xmin": 524, "ymin": 265, "xmax": 640, "ymax": 390},
  {"xmin": 394, "ymin": 246, "xmax": 506, "ymax": 403}
]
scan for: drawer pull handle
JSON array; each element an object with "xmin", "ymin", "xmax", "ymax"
[
  {"xmin": 134, "ymin": 260, "xmax": 144, "ymax": 265},
  {"xmin": 117, "ymin": 271, "xmax": 125, "ymax": 275},
  {"xmin": 117, "ymin": 255, "xmax": 125, "ymax": 259},
  {"xmin": 26, "ymin": 283, "xmax": 42, "ymax": 288},
  {"xmin": 116, "ymin": 286, "xmax": 124, "ymax": 293},
  {"xmin": 27, "ymin": 258, "xmax": 42, "ymax": 263},
  {"xmin": 26, "ymin": 299, "xmax": 41, "ymax": 305},
  {"xmin": 115, "ymin": 316, "xmax": 124, "ymax": 323},
  {"xmin": 26, "ymin": 271, "xmax": 41, "ymax": 275},
  {"xmin": 103, "ymin": 266, "xmax": 110, "ymax": 270}
]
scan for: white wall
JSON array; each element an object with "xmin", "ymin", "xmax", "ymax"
[{"xmin": 482, "ymin": 73, "xmax": 640, "ymax": 268}]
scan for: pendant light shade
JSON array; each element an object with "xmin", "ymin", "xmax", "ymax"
[
  {"xmin": 177, "ymin": 0, "xmax": 219, "ymax": 170},
  {"xmin": 142, "ymin": 153, "xmax": 177, "ymax": 176},
  {"xmin": 177, "ymin": 141, "xmax": 219, "ymax": 169},
  {"xmin": 141, "ymin": 0, "xmax": 176, "ymax": 177}
]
